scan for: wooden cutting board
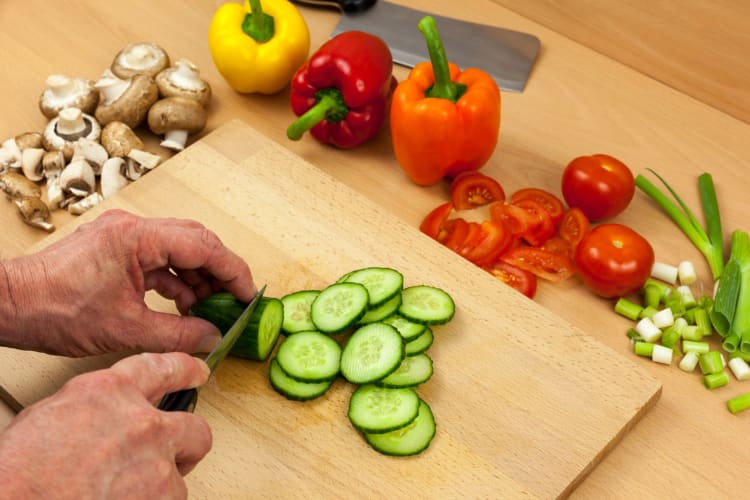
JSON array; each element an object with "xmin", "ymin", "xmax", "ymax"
[{"xmin": 0, "ymin": 121, "xmax": 661, "ymax": 499}]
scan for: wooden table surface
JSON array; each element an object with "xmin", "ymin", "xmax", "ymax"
[{"xmin": 1, "ymin": 0, "xmax": 749, "ymax": 498}]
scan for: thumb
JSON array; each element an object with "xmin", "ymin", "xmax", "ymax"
[
  {"xmin": 137, "ymin": 310, "xmax": 222, "ymax": 354},
  {"xmin": 110, "ymin": 352, "xmax": 210, "ymax": 403}
]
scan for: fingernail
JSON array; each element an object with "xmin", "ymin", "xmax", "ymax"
[{"xmin": 198, "ymin": 332, "xmax": 221, "ymax": 353}]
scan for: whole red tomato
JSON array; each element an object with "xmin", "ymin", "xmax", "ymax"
[
  {"xmin": 561, "ymin": 154, "xmax": 635, "ymax": 221},
  {"xmin": 574, "ymin": 223, "xmax": 654, "ymax": 298}
]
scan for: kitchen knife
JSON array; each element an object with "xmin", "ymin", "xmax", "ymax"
[
  {"xmin": 157, "ymin": 285, "xmax": 267, "ymax": 412},
  {"xmin": 291, "ymin": 0, "xmax": 540, "ymax": 92}
]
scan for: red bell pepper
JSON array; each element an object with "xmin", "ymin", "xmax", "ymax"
[{"xmin": 286, "ymin": 31, "xmax": 397, "ymax": 149}]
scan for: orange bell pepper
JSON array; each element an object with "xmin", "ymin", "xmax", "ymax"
[{"xmin": 390, "ymin": 16, "xmax": 501, "ymax": 186}]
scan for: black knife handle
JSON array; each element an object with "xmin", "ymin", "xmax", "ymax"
[
  {"xmin": 157, "ymin": 388, "xmax": 198, "ymax": 413},
  {"xmin": 290, "ymin": 0, "xmax": 376, "ymax": 14}
]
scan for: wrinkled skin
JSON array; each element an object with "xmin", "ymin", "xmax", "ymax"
[{"xmin": 0, "ymin": 209, "xmax": 257, "ymax": 498}]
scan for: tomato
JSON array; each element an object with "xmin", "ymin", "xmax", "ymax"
[
  {"xmin": 483, "ymin": 261, "xmax": 537, "ymax": 298},
  {"xmin": 561, "ymin": 154, "xmax": 635, "ymax": 221},
  {"xmin": 574, "ymin": 223, "xmax": 655, "ymax": 298},
  {"xmin": 450, "ymin": 172, "xmax": 505, "ymax": 210},
  {"xmin": 489, "ymin": 202, "xmax": 534, "ymax": 237},
  {"xmin": 420, "ymin": 202, "xmax": 453, "ymax": 239},
  {"xmin": 437, "ymin": 217, "xmax": 470, "ymax": 252},
  {"xmin": 540, "ymin": 236, "xmax": 571, "ymax": 257},
  {"xmin": 459, "ymin": 220, "xmax": 511, "ymax": 267},
  {"xmin": 512, "ymin": 199, "xmax": 555, "ymax": 247},
  {"xmin": 558, "ymin": 207, "xmax": 590, "ymax": 254},
  {"xmin": 500, "ymin": 246, "xmax": 575, "ymax": 283},
  {"xmin": 510, "ymin": 188, "xmax": 565, "ymax": 226}
]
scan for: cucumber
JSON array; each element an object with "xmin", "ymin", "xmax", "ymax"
[
  {"xmin": 310, "ymin": 282, "xmax": 369, "ymax": 334},
  {"xmin": 280, "ymin": 290, "xmax": 320, "ymax": 334},
  {"xmin": 190, "ymin": 292, "xmax": 283, "ymax": 361},
  {"xmin": 358, "ymin": 292, "xmax": 402, "ymax": 325},
  {"xmin": 348, "ymin": 384, "xmax": 420, "ymax": 434},
  {"xmin": 364, "ymin": 399, "xmax": 436, "ymax": 456},
  {"xmin": 340, "ymin": 323, "xmax": 405, "ymax": 384},
  {"xmin": 275, "ymin": 330, "xmax": 342, "ymax": 382},
  {"xmin": 269, "ymin": 357, "xmax": 333, "ymax": 401},
  {"xmin": 405, "ymin": 327, "xmax": 434, "ymax": 356},
  {"xmin": 381, "ymin": 314, "xmax": 426, "ymax": 342},
  {"xmin": 398, "ymin": 285, "xmax": 455, "ymax": 325},
  {"xmin": 342, "ymin": 267, "xmax": 404, "ymax": 308},
  {"xmin": 376, "ymin": 353, "xmax": 433, "ymax": 388}
]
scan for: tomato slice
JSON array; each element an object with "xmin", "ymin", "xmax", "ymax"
[
  {"xmin": 459, "ymin": 220, "xmax": 511, "ymax": 267},
  {"xmin": 489, "ymin": 202, "xmax": 534, "ymax": 237},
  {"xmin": 558, "ymin": 207, "xmax": 590, "ymax": 254},
  {"xmin": 500, "ymin": 246, "xmax": 575, "ymax": 283},
  {"xmin": 483, "ymin": 261, "xmax": 537, "ymax": 298},
  {"xmin": 437, "ymin": 217, "xmax": 470, "ymax": 252},
  {"xmin": 512, "ymin": 199, "xmax": 555, "ymax": 247},
  {"xmin": 450, "ymin": 172, "xmax": 506, "ymax": 210},
  {"xmin": 540, "ymin": 236, "xmax": 571, "ymax": 257},
  {"xmin": 511, "ymin": 188, "xmax": 565, "ymax": 226},
  {"xmin": 420, "ymin": 202, "xmax": 453, "ymax": 239}
]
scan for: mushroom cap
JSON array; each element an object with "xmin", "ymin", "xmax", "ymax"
[
  {"xmin": 42, "ymin": 110, "xmax": 102, "ymax": 162},
  {"xmin": 155, "ymin": 59, "xmax": 212, "ymax": 108},
  {"xmin": 15, "ymin": 132, "xmax": 44, "ymax": 150},
  {"xmin": 0, "ymin": 172, "xmax": 42, "ymax": 198},
  {"xmin": 147, "ymin": 97, "xmax": 207, "ymax": 135},
  {"xmin": 38, "ymin": 75, "xmax": 99, "ymax": 119},
  {"xmin": 100, "ymin": 121, "xmax": 144, "ymax": 158},
  {"xmin": 111, "ymin": 42, "xmax": 170, "ymax": 79},
  {"xmin": 95, "ymin": 74, "xmax": 159, "ymax": 129}
]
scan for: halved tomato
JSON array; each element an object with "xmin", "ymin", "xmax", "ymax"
[
  {"xmin": 437, "ymin": 217, "xmax": 470, "ymax": 252},
  {"xmin": 489, "ymin": 202, "xmax": 535, "ymax": 237},
  {"xmin": 419, "ymin": 202, "xmax": 453, "ymax": 239},
  {"xmin": 511, "ymin": 188, "xmax": 565, "ymax": 226},
  {"xmin": 459, "ymin": 220, "xmax": 512, "ymax": 267},
  {"xmin": 511, "ymin": 199, "xmax": 555, "ymax": 247},
  {"xmin": 540, "ymin": 236, "xmax": 571, "ymax": 257},
  {"xmin": 483, "ymin": 260, "xmax": 537, "ymax": 298},
  {"xmin": 558, "ymin": 207, "xmax": 590, "ymax": 254},
  {"xmin": 450, "ymin": 172, "xmax": 506, "ymax": 210},
  {"xmin": 500, "ymin": 246, "xmax": 575, "ymax": 283}
]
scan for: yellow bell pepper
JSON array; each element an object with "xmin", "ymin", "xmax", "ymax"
[{"xmin": 208, "ymin": 0, "xmax": 310, "ymax": 95}]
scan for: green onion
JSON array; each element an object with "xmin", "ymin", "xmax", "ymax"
[
  {"xmin": 703, "ymin": 371, "xmax": 729, "ymax": 390},
  {"xmin": 626, "ymin": 328, "xmax": 643, "ymax": 342},
  {"xmin": 635, "ymin": 171, "xmax": 724, "ymax": 281},
  {"xmin": 727, "ymin": 393, "xmax": 750, "ymax": 414},
  {"xmin": 615, "ymin": 298, "xmax": 643, "ymax": 321},
  {"xmin": 639, "ymin": 306, "xmax": 659, "ymax": 320},
  {"xmin": 661, "ymin": 326, "xmax": 682, "ymax": 353},
  {"xmin": 683, "ymin": 340, "xmax": 710, "ymax": 354},
  {"xmin": 642, "ymin": 284, "xmax": 663, "ymax": 309},
  {"xmin": 693, "ymin": 308, "xmax": 711, "ymax": 336},
  {"xmin": 723, "ymin": 332, "xmax": 741, "ymax": 353},
  {"xmin": 711, "ymin": 259, "xmax": 741, "ymax": 336},
  {"xmin": 680, "ymin": 325, "xmax": 702, "ymax": 341},
  {"xmin": 728, "ymin": 357, "xmax": 750, "ymax": 381},
  {"xmin": 679, "ymin": 351, "xmax": 700, "ymax": 372},
  {"xmin": 698, "ymin": 351, "xmax": 723, "ymax": 375},
  {"xmin": 634, "ymin": 341, "xmax": 654, "ymax": 357},
  {"xmin": 642, "ymin": 279, "xmax": 670, "ymax": 301}
]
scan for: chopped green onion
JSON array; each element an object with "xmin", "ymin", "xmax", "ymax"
[
  {"xmin": 642, "ymin": 284, "xmax": 663, "ymax": 309},
  {"xmin": 615, "ymin": 298, "xmax": 643, "ymax": 321},
  {"xmin": 634, "ymin": 341, "xmax": 654, "ymax": 357},
  {"xmin": 699, "ymin": 351, "xmax": 724, "ymax": 375},
  {"xmin": 680, "ymin": 325, "xmax": 702, "ymax": 341},
  {"xmin": 728, "ymin": 357, "xmax": 750, "ymax": 381},
  {"xmin": 679, "ymin": 351, "xmax": 700, "ymax": 372},
  {"xmin": 675, "ymin": 285, "xmax": 697, "ymax": 308},
  {"xmin": 635, "ymin": 317, "xmax": 662, "ymax": 343},
  {"xmin": 693, "ymin": 308, "xmax": 711, "ymax": 336},
  {"xmin": 723, "ymin": 332, "xmax": 741, "ymax": 353},
  {"xmin": 683, "ymin": 340, "xmax": 710, "ymax": 354},
  {"xmin": 651, "ymin": 262, "xmax": 678, "ymax": 284},
  {"xmin": 639, "ymin": 306, "xmax": 659, "ymax": 320},
  {"xmin": 660, "ymin": 326, "xmax": 682, "ymax": 353},
  {"xmin": 727, "ymin": 393, "xmax": 750, "ymax": 414},
  {"xmin": 703, "ymin": 371, "xmax": 729, "ymax": 390},
  {"xmin": 651, "ymin": 344, "xmax": 673, "ymax": 365},
  {"xmin": 642, "ymin": 279, "xmax": 670, "ymax": 300},
  {"xmin": 673, "ymin": 317, "xmax": 688, "ymax": 332},
  {"xmin": 652, "ymin": 308, "xmax": 674, "ymax": 329},
  {"xmin": 678, "ymin": 260, "xmax": 697, "ymax": 285},
  {"xmin": 729, "ymin": 350, "xmax": 750, "ymax": 362},
  {"xmin": 626, "ymin": 328, "xmax": 643, "ymax": 341}
]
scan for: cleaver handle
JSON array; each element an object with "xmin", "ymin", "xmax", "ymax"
[{"xmin": 290, "ymin": 0, "xmax": 376, "ymax": 14}]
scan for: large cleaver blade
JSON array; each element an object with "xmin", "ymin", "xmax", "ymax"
[{"xmin": 291, "ymin": 0, "xmax": 541, "ymax": 93}]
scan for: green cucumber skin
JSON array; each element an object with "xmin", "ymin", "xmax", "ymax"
[
  {"xmin": 398, "ymin": 285, "xmax": 456, "ymax": 325},
  {"xmin": 405, "ymin": 327, "xmax": 434, "ymax": 356},
  {"xmin": 269, "ymin": 358, "xmax": 333, "ymax": 401},
  {"xmin": 190, "ymin": 292, "xmax": 283, "ymax": 361},
  {"xmin": 376, "ymin": 353, "xmax": 433, "ymax": 388},
  {"xmin": 280, "ymin": 290, "xmax": 320, "ymax": 335},
  {"xmin": 364, "ymin": 400, "xmax": 436, "ymax": 456},
  {"xmin": 340, "ymin": 323, "xmax": 405, "ymax": 385},
  {"xmin": 343, "ymin": 267, "xmax": 404, "ymax": 308},
  {"xmin": 275, "ymin": 331, "xmax": 342, "ymax": 383},
  {"xmin": 310, "ymin": 282, "xmax": 369, "ymax": 334},
  {"xmin": 348, "ymin": 385, "xmax": 420, "ymax": 434}
]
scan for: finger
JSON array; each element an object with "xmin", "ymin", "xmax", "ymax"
[
  {"xmin": 110, "ymin": 352, "xmax": 210, "ymax": 403},
  {"xmin": 164, "ymin": 412, "xmax": 213, "ymax": 475},
  {"xmin": 144, "ymin": 269, "xmax": 199, "ymax": 315},
  {"xmin": 137, "ymin": 310, "xmax": 222, "ymax": 353}
]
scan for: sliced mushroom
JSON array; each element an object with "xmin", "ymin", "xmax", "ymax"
[
  {"xmin": 46, "ymin": 176, "xmax": 64, "ymax": 210},
  {"xmin": 38, "ymin": 75, "xmax": 99, "ymax": 119},
  {"xmin": 155, "ymin": 59, "xmax": 212, "ymax": 108},
  {"xmin": 94, "ymin": 72, "xmax": 159, "ymax": 129},
  {"xmin": 101, "ymin": 157, "xmax": 129, "ymax": 199},
  {"xmin": 1, "ymin": 138, "xmax": 22, "ymax": 170},
  {"xmin": 14, "ymin": 196, "xmax": 55, "ymax": 232},
  {"xmin": 68, "ymin": 192, "xmax": 103, "ymax": 215},
  {"xmin": 43, "ymin": 107, "xmax": 102, "ymax": 161},
  {"xmin": 0, "ymin": 172, "xmax": 42, "ymax": 198},
  {"xmin": 147, "ymin": 97, "xmax": 207, "ymax": 151},
  {"xmin": 125, "ymin": 149, "xmax": 162, "ymax": 180},
  {"xmin": 42, "ymin": 150, "xmax": 65, "ymax": 178},
  {"xmin": 21, "ymin": 148, "xmax": 45, "ymax": 181},
  {"xmin": 72, "ymin": 138, "xmax": 108, "ymax": 175},
  {"xmin": 59, "ymin": 156, "xmax": 96, "ymax": 197},
  {"xmin": 111, "ymin": 42, "xmax": 170, "ymax": 79},
  {"xmin": 100, "ymin": 121, "xmax": 144, "ymax": 158}
]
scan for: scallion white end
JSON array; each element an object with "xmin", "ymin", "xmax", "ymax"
[
  {"xmin": 652, "ymin": 308, "xmax": 675, "ymax": 329},
  {"xmin": 679, "ymin": 351, "xmax": 700, "ymax": 372},
  {"xmin": 635, "ymin": 317, "xmax": 662, "ymax": 343},
  {"xmin": 728, "ymin": 357, "xmax": 750, "ymax": 381},
  {"xmin": 652, "ymin": 262, "xmax": 679, "ymax": 284},
  {"xmin": 677, "ymin": 261, "xmax": 697, "ymax": 285},
  {"xmin": 651, "ymin": 344, "xmax": 673, "ymax": 365}
]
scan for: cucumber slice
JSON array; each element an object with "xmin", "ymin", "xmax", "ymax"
[
  {"xmin": 310, "ymin": 282, "xmax": 369, "ymax": 334},
  {"xmin": 281, "ymin": 290, "xmax": 319, "ymax": 334},
  {"xmin": 348, "ymin": 385, "xmax": 420, "ymax": 434},
  {"xmin": 340, "ymin": 323, "xmax": 405, "ymax": 384},
  {"xmin": 381, "ymin": 314, "xmax": 426, "ymax": 341},
  {"xmin": 358, "ymin": 292, "xmax": 402, "ymax": 325},
  {"xmin": 269, "ymin": 357, "xmax": 333, "ymax": 401},
  {"xmin": 364, "ymin": 400, "xmax": 436, "ymax": 456},
  {"xmin": 376, "ymin": 353, "xmax": 433, "ymax": 388},
  {"xmin": 405, "ymin": 326, "xmax": 434, "ymax": 356},
  {"xmin": 342, "ymin": 267, "xmax": 404, "ymax": 308},
  {"xmin": 398, "ymin": 285, "xmax": 455, "ymax": 325},
  {"xmin": 276, "ymin": 331, "xmax": 342, "ymax": 382}
]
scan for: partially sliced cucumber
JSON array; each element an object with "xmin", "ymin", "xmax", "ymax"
[
  {"xmin": 281, "ymin": 290, "xmax": 319, "ymax": 334},
  {"xmin": 310, "ymin": 282, "xmax": 369, "ymax": 334},
  {"xmin": 364, "ymin": 399, "xmax": 436, "ymax": 456},
  {"xmin": 276, "ymin": 331, "xmax": 342, "ymax": 382},
  {"xmin": 269, "ymin": 357, "xmax": 333, "ymax": 401},
  {"xmin": 348, "ymin": 385, "xmax": 420, "ymax": 434},
  {"xmin": 376, "ymin": 353, "xmax": 433, "ymax": 388},
  {"xmin": 340, "ymin": 323, "xmax": 404, "ymax": 384},
  {"xmin": 381, "ymin": 314, "xmax": 426, "ymax": 342},
  {"xmin": 343, "ymin": 267, "xmax": 404, "ymax": 308},
  {"xmin": 405, "ymin": 327, "xmax": 434, "ymax": 356},
  {"xmin": 358, "ymin": 293, "xmax": 402, "ymax": 325},
  {"xmin": 398, "ymin": 285, "xmax": 455, "ymax": 325}
]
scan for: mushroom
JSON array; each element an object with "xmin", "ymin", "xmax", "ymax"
[
  {"xmin": 125, "ymin": 149, "xmax": 162, "ymax": 180},
  {"xmin": 155, "ymin": 59, "xmax": 212, "ymax": 108},
  {"xmin": 14, "ymin": 196, "xmax": 55, "ymax": 232},
  {"xmin": 21, "ymin": 148, "xmax": 45, "ymax": 181},
  {"xmin": 42, "ymin": 150, "xmax": 66, "ymax": 209},
  {"xmin": 147, "ymin": 97, "xmax": 207, "ymax": 151},
  {"xmin": 100, "ymin": 157, "xmax": 129, "ymax": 199},
  {"xmin": 59, "ymin": 155, "xmax": 96, "ymax": 197},
  {"xmin": 42, "ymin": 107, "xmax": 102, "ymax": 161},
  {"xmin": 0, "ymin": 149, "xmax": 15, "ymax": 174},
  {"xmin": 0, "ymin": 172, "xmax": 42, "ymax": 199},
  {"xmin": 14, "ymin": 132, "xmax": 44, "ymax": 151},
  {"xmin": 111, "ymin": 42, "xmax": 170, "ymax": 79},
  {"xmin": 68, "ymin": 192, "xmax": 103, "ymax": 215},
  {"xmin": 38, "ymin": 75, "xmax": 99, "ymax": 119},
  {"xmin": 100, "ymin": 121, "xmax": 144, "ymax": 158},
  {"xmin": 0, "ymin": 138, "xmax": 22, "ymax": 170},
  {"xmin": 94, "ymin": 71, "xmax": 159, "ymax": 129},
  {"xmin": 72, "ymin": 138, "xmax": 108, "ymax": 175}
]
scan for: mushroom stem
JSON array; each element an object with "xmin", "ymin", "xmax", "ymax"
[
  {"xmin": 160, "ymin": 130, "xmax": 188, "ymax": 151},
  {"xmin": 96, "ymin": 71, "xmax": 131, "ymax": 105},
  {"xmin": 57, "ymin": 107, "xmax": 86, "ymax": 136},
  {"xmin": 46, "ymin": 75, "xmax": 76, "ymax": 99},
  {"xmin": 46, "ymin": 176, "xmax": 64, "ymax": 209}
]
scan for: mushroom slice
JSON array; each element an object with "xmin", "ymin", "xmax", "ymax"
[
  {"xmin": 155, "ymin": 59, "xmax": 212, "ymax": 108},
  {"xmin": 1, "ymin": 138, "xmax": 22, "ymax": 169},
  {"xmin": 38, "ymin": 75, "xmax": 99, "ymax": 119},
  {"xmin": 101, "ymin": 157, "xmax": 128, "ymax": 199},
  {"xmin": 68, "ymin": 192, "xmax": 104, "ymax": 215},
  {"xmin": 125, "ymin": 149, "xmax": 162, "ymax": 180},
  {"xmin": 21, "ymin": 148, "xmax": 45, "ymax": 181},
  {"xmin": 72, "ymin": 138, "xmax": 109, "ymax": 175},
  {"xmin": 59, "ymin": 156, "xmax": 96, "ymax": 196},
  {"xmin": 111, "ymin": 42, "xmax": 170, "ymax": 79},
  {"xmin": 46, "ymin": 175, "xmax": 64, "ymax": 210},
  {"xmin": 43, "ymin": 107, "xmax": 102, "ymax": 161},
  {"xmin": 14, "ymin": 196, "xmax": 55, "ymax": 232},
  {"xmin": 95, "ymin": 73, "xmax": 159, "ymax": 129},
  {"xmin": 100, "ymin": 121, "xmax": 144, "ymax": 158},
  {"xmin": 42, "ymin": 150, "xmax": 66, "ymax": 179},
  {"xmin": 0, "ymin": 172, "xmax": 42, "ymax": 198},
  {"xmin": 147, "ymin": 97, "xmax": 207, "ymax": 151}
]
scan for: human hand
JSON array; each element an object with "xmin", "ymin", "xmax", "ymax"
[
  {"xmin": 0, "ymin": 352, "xmax": 211, "ymax": 499},
  {"xmin": 0, "ymin": 209, "xmax": 256, "ymax": 356}
]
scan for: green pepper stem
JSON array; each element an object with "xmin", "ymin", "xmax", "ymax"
[
  {"xmin": 286, "ymin": 89, "xmax": 348, "ymax": 141},
  {"xmin": 243, "ymin": 0, "xmax": 275, "ymax": 43},
  {"xmin": 418, "ymin": 16, "xmax": 466, "ymax": 102}
]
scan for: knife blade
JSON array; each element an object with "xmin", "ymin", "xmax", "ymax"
[
  {"xmin": 157, "ymin": 285, "xmax": 267, "ymax": 412},
  {"xmin": 291, "ymin": 0, "xmax": 540, "ymax": 92}
]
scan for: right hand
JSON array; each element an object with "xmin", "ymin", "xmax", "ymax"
[{"xmin": 0, "ymin": 352, "xmax": 212, "ymax": 499}]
